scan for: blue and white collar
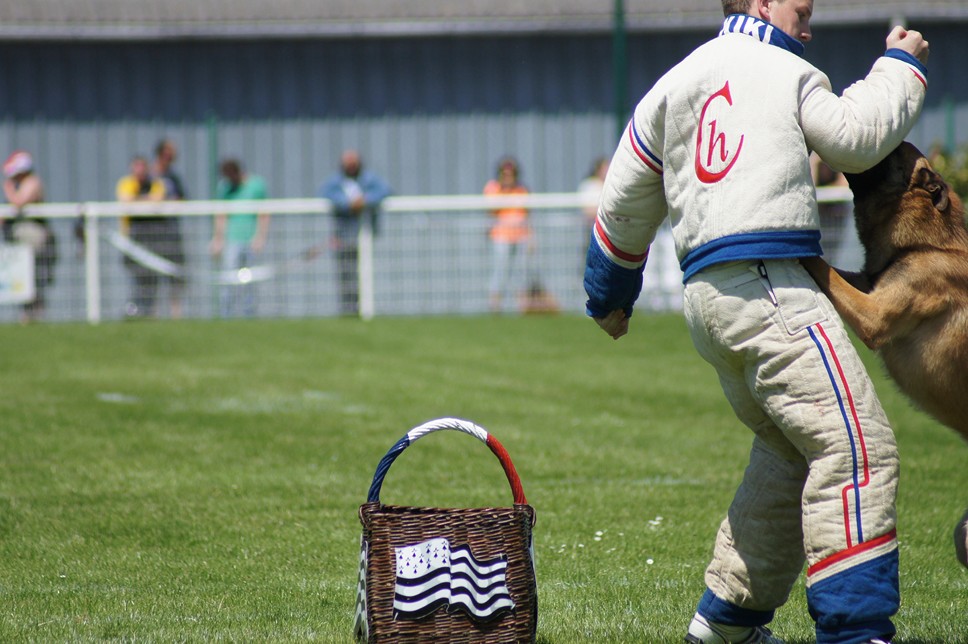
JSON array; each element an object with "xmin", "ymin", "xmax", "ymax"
[{"xmin": 720, "ymin": 13, "xmax": 805, "ymax": 58}]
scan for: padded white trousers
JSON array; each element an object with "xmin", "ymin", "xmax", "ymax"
[{"xmin": 682, "ymin": 259, "xmax": 899, "ymax": 624}]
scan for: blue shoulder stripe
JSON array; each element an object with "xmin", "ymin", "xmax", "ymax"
[{"xmin": 630, "ymin": 121, "xmax": 663, "ymax": 170}]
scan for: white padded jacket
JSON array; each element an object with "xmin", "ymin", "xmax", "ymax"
[{"xmin": 585, "ymin": 14, "xmax": 927, "ymax": 315}]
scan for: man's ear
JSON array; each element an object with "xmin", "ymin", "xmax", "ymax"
[
  {"xmin": 919, "ymin": 167, "xmax": 950, "ymax": 212},
  {"xmin": 755, "ymin": 0, "xmax": 772, "ymax": 20}
]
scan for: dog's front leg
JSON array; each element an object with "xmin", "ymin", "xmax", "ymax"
[
  {"xmin": 800, "ymin": 256, "xmax": 871, "ymax": 290},
  {"xmin": 834, "ymin": 267, "xmax": 872, "ymax": 293},
  {"xmin": 800, "ymin": 256, "xmax": 895, "ymax": 349}
]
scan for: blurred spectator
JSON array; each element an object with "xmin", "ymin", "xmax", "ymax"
[
  {"xmin": 318, "ymin": 149, "xmax": 392, "ymax": 316},
  {"xmin": 518, "ymin": 280, "xmax": 560, "ymax": 315},
  {"xmin": 483, "ymin": 156, "xmax": 531, "ymax": 313},
  {"xmin": 927, "ymin": 141, "xmax": 947, "ymax": 165},
  {"xmin": 810, "ymin": 151, "xmax": 851, "ymax": 265},
  {"xmin": 638, "ymin": 220, "xmax": 683, "ymax": 312},
  {"xmin": 116, "ymin": 155, "xmax": 166, "ymax": 318},
  {"xmin": 151, "ymin": 138, "xmax": 187, "ymax": 319},
  {"xmin": 578, "ymin": 156, "xmax": 609, "ymax": 236},
  {"xmin": 577, "ymin": 154, "xmax": 682, "ymax": 311},
  {"xmin": 2, "ymin": 150, "xmax": 57, "ymax": 323},
  {"xmin": 209, "ymin": 158, "xmax": 270, "ymax": 318}
]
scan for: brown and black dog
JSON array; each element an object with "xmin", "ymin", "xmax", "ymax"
[{"xmin": 801, "ymin": 141, "xmax": 968, "ymax": 568}]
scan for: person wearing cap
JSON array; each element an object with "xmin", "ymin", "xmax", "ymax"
[{"xmin": 3, "ymin": 150, "xmax": 57, "ymax": 323}]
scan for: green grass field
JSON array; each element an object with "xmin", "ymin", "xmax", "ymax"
[{"xmin": 1, "ymin": 314, "xmax": 965, "ymax": 643}]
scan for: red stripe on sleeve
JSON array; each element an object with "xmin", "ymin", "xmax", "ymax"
[
  {"xmin": 628, "ymin": 127, "xmax": 663, "ymax": 175},
  {"xmin": 595, "ymin": 219, "xmax": 648, "ymax": 264}
]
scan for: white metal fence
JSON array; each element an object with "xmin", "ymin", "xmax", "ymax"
[{"xmin": 0, "ymin": 188, "xmax": 855, "ymax": 324}]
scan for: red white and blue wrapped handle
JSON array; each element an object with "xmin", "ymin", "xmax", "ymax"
[{"xmin": 366, "ymin": 417, "xmax": 528, "ymax": 505}]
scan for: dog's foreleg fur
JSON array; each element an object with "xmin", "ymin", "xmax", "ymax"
[{"xmin": 801, "ymin": 256, "xmax": 907, "ymax": 350}]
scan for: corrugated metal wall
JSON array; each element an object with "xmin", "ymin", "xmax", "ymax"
[
  {"xmin": 0, "ymin": 34, "xmax": 637, "ymax": 203},
  {"xmin": 2, "ymin": 25, "xmax": 967, "ymax": 203},
  {"xmin": 1, "ymin": 23, "xmax": 967, "ymax": 322}
]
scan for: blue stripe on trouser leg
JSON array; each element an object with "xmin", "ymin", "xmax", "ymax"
[
  {"xmin": 682, "ymin": 259, "xmax": 900, "ymax": 641},
  {"xmin": 807, "ymin": 549, "xmax": 898, "ymax": 644}
]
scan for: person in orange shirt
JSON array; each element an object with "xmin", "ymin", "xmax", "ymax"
[{"xmin": 483, "ymin": 156, "xmax": 531, "ymax": 312}]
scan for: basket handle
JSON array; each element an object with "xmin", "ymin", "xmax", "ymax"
[{"xmin": 366, "ymin": 417, "xmax": 527, "ymax": 505}]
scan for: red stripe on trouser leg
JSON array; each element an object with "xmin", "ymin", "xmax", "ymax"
[{"xmin": 681, "ymin": 259, "xmax": 898, "ymax": 618}]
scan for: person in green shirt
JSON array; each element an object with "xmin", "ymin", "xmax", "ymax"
[{"xmin": 209, "ymin": 158, "xmax": 270, "ymax": 318}]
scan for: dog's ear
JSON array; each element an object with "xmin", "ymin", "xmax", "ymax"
[{"xmin": 918, "ymin": 167, "xmax": 950, "ymax": 212}]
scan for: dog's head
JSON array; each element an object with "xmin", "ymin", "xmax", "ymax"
[{"xmin": 845, "ymin": 142, "xmax": 967, "ymax": 261}]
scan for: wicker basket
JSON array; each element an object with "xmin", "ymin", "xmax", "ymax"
[{"xmin": 354, "ymin": 418, "xmax": 537, "ymax": 643}]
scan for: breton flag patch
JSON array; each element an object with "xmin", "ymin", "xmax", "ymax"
[
  {"xmin": 353, "ymin": 538, "xmax": 369, "ymax": 641},
  {"xmin": 393, "ymin": 538, "xmax": 515, "ymax": 621}
]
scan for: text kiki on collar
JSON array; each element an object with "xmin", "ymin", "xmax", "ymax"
[{"xmin": 719, "ymin": 13, "xmax": 805, "ymax": 57}]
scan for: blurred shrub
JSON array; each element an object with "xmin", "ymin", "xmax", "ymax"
[
  {"xmin": 927, "ymin": 144, "xmax": 968, "ymax": 226},
  {"xmin": 929, "ymin": 143, "xmax": 968, "ymax": 205}
]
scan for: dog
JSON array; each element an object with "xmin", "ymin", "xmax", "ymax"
[{"xmin": 800, "ymin": 141, "xmax": 968, "ymax": 568}]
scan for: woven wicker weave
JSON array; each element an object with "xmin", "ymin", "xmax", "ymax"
[{"xmin": 355, "ymin": 418, "xmax": 537, "ymax": 643}]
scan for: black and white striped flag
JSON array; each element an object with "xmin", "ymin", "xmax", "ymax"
[
  {"xmin": 353, "ymin": 537, "xmax": 369, "ymax": 641},
  {"xmin": 393, "ymin": 538, "xmax": 515, "ymax": 621}
]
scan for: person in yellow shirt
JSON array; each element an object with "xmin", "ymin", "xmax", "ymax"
[
  {"xmin": 116, "ymin": 155, "xmax": 165, "ymax": 318},
  {"xmin": 483, "ymin": 157, "xmax": 531, "ymax": 313}
]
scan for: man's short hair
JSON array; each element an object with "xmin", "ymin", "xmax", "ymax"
[
  {"xmin": 220, "ymin": 159, "xmax": 241, "ymax": 175},
  {"xmin": 722, "ymin": 0, "xmax": 751, "ymax": 16},
  {"xmin": 154, "ymin": 138, "xmax": 174, "ymax": 158}
]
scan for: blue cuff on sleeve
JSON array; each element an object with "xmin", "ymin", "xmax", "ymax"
[
  {"xmin": 583, "ymin": 238, "xmax": 644, "ymax": 318},
  {"xmin": 884, "ymin": 48, "xmax": 927, "ymax": 77}
]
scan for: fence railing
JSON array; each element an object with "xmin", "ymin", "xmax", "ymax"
[{"xmin": 0, "ymin": 187, "xmax": 854, "ymax": 324}]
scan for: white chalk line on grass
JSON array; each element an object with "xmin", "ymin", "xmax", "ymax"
[
  {"xmin": 546, "ymin": 475, "xmax": 705, "ymax": 487},
  {"xmin": 96, "ymin": 392, "xmax": 141, "ymax": 404},
  {"xmin": 95, "ymin": 389, "xmax": 369, "ymax": 416},
  {"xmin": 181, "ymin": 390, "xmax": 370, "ymax": 416}
]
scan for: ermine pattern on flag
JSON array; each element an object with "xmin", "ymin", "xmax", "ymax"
[{"xmin": 393, "ymin": 537, "xmax": 515, "ymax": 621}]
